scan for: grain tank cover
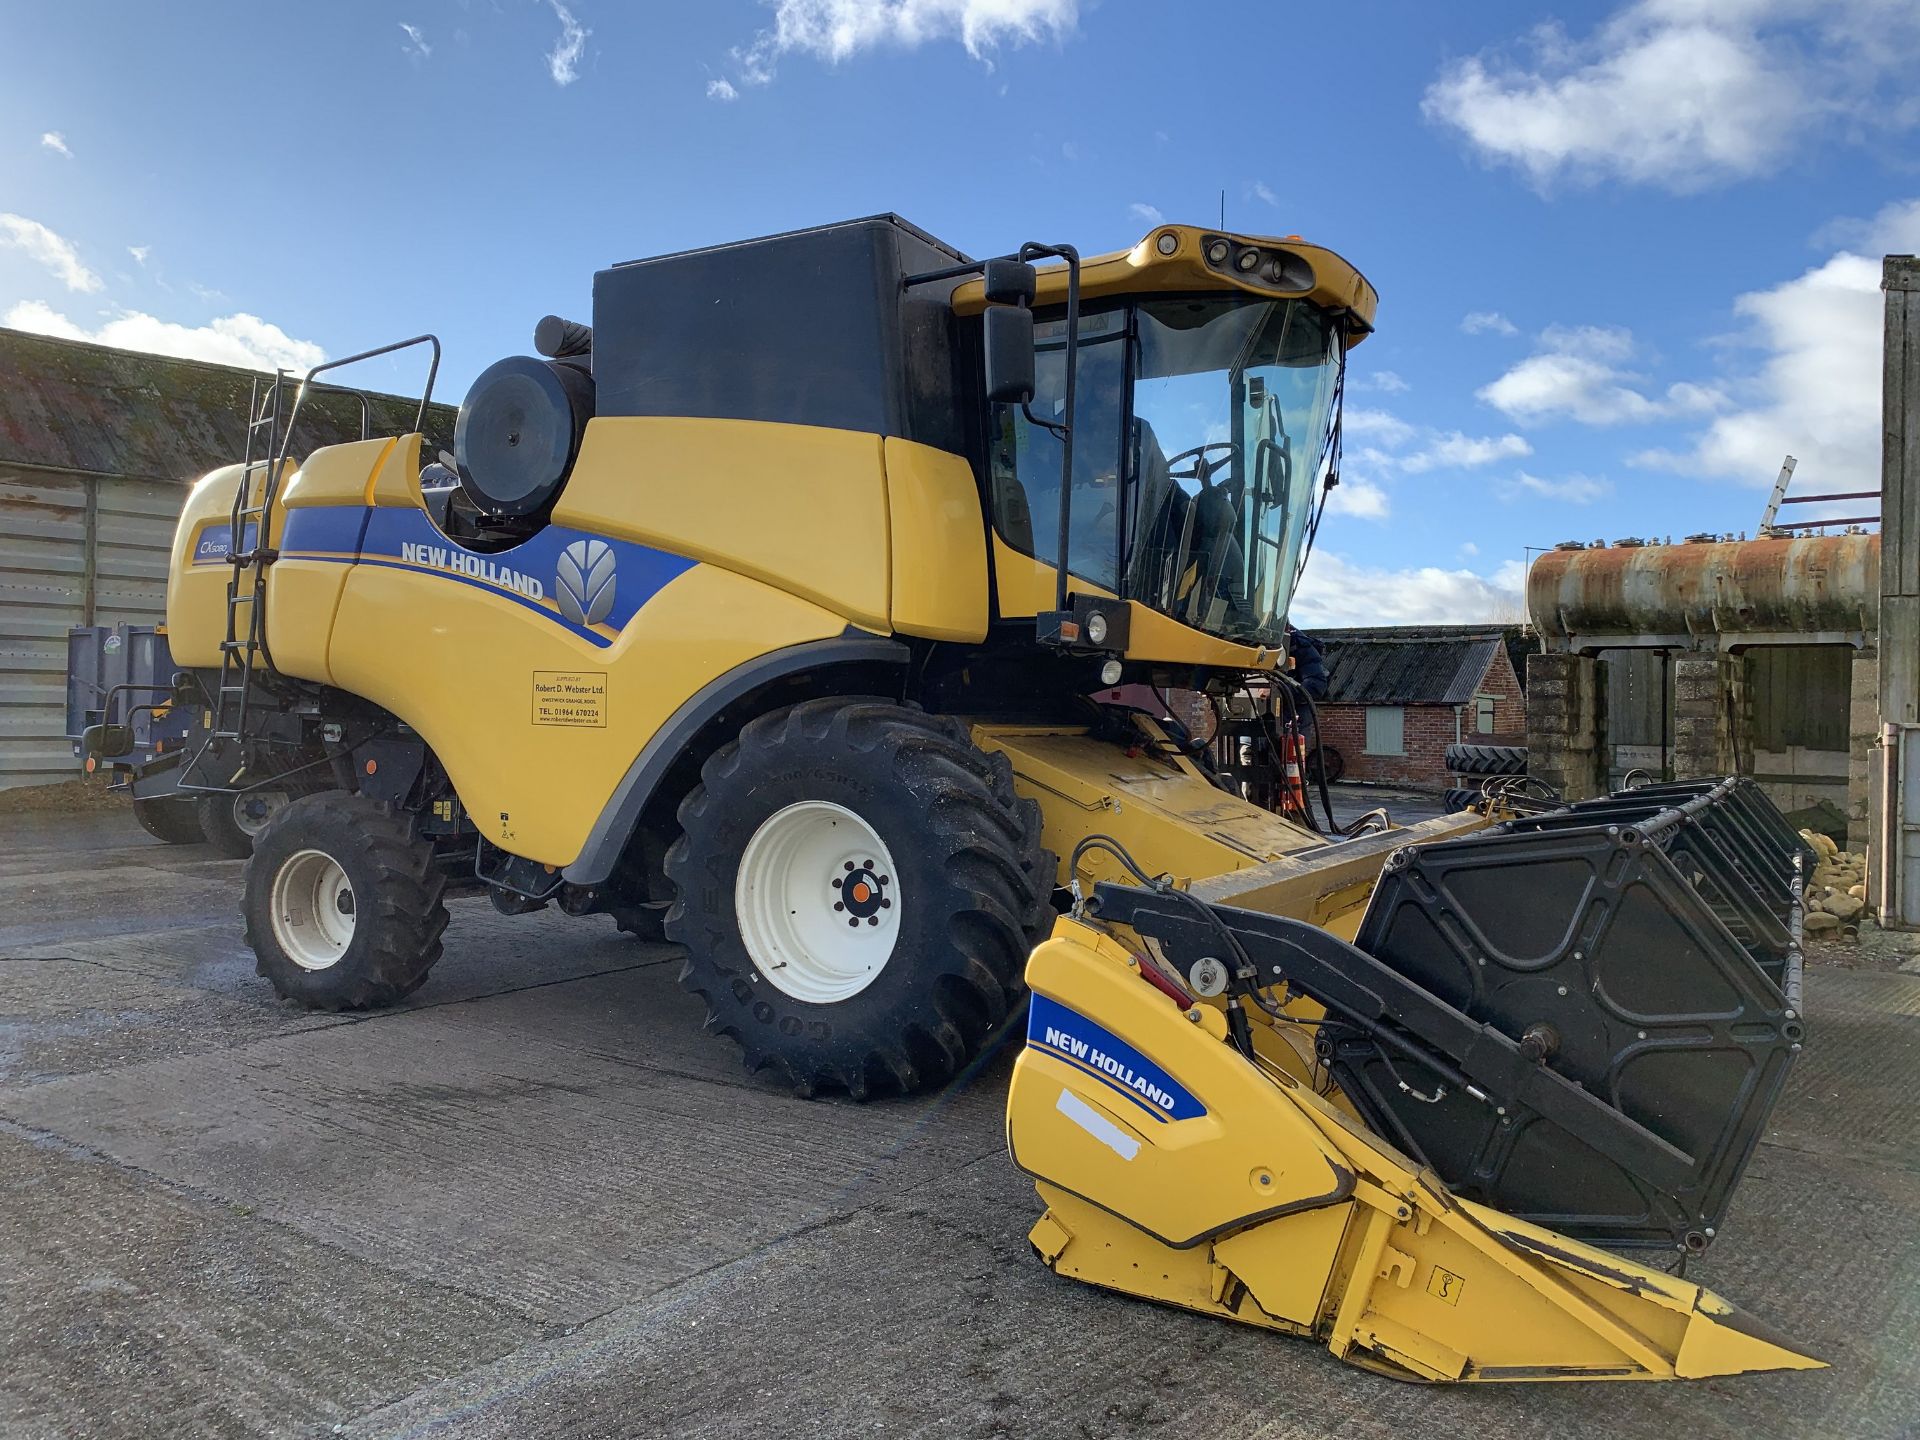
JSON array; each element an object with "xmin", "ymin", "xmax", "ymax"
[{"xmin": 591, "ymin": 215, "xmax": 973, "ymax": 456}]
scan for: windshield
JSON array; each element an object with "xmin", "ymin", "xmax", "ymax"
[
  {"xmin": 988, "ymin": 296, "xmax": 1343, "ymax": 649},
  {"xmin": 1129, "ymin": 298, "xmax": 1341, "ymax": 645}
]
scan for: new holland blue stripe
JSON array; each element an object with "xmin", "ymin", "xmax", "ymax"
[
  {"xmin": 1027, "ymin": 993, "xmax": 1207, "ymax": 1122},
  {"xmin": 275, "ymin": 503, "xmax": 697, "ymax": 645},
  {"xmin": 291, "ymin": 552, "xmax": 616, "ymax": 646}
]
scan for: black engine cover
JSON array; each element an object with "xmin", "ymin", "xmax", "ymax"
[{"xmin": 453, "ymin": 356, "xmax": 595, "ymax": 519}]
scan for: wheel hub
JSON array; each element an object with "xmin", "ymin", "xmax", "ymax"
[
  {"xmin": 735, "ymin": 800, "xmax": 901, "ymax": 1004},
  {"xmin": 235, "ymin": 790, "xmax": 288, "ymax": 837},
  {"xmin": 833, "ymin": 862, "xmax": 892, "ymax": 925},
  {"xmin": 270, "ymin": 848, "xmax": 356, "ymax": 971}
]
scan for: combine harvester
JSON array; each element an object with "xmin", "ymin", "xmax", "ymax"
[{"xmin": 82, "ymin": 216, "xmax": 1820, "ymax": 1383}]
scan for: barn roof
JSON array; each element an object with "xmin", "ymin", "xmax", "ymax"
[
  {"xmin": 1318, "ymin": 631, "xmax": 1506, "ymax": 706},
  {"xmin": 0, "ymin": 326, "xmax": 457, "ymax": 483}
]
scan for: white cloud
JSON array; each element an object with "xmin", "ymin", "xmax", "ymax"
[
  {"xmin": 1424, "ymin": 1, "xmax": 1920, "ymax": 192},
  {"xmin": 127, "ymin": 245, "xmax": 150, "ymax": 265},
  {"xmin": 5, "ymin": 300, "xmax": 326, "ymax": 373},
  {"xmin": 1459, "ymin": 540, "xmax": 1480, "ymax": 556},
  {"xmin": 400, "ymin": 22, "xmax": 431, "ymax": 59},
  {"xmin": 1396, "ymin": 431, "xmax": 1532, "ymax": 474},
  {"xmin": 707, "ymin": 77, "xmax": 739, "ymax": 101},
  {"xmin": 1355, "ymin": 369, "xmax": 1408, "ymax": 394},
  {"xmin": 0, "ymin": 213, "xmax": 102, "ymax": 293},
  {"xmin": 1343, "ymin": 407, "xmax": 1415, "ymax": 447},
  {"xmin": 1246, "ymin": 180, "xmax": 1278, "ymax": 208},
  {"xmin": 1345, "ymin": 407, "xmax": 1531, "ymax": 474},
  {"xmin": 545, "ymin": 0, "xmax": 588, "ymax": 85},
  {"xmin": 1293, "ymin": 553, "xmax": 1527, "ymax": 627},
  {"xmin": 1816, "ymin": 196, "xmax": 1920, "ymax": 257},
  {"xmin": 40, "ymin": 131, "xmax": 72, "ymax": 158},
  {"xmin": 1325, "ymin": 475, "xmax": 1390, "ymax": 521},
  {"xmin": 1633, "ymin": 249, "xmax": 1889, "ymax": 487},
  {"xmin": 1461, "ymin": 310, "xmax": 1518, "ymax": 337},
  {"xmin": 1478, "ymin": 324, "xmax": 1723, "ymax": 426},
  {"xmin": 1501, "ymin": 470, "xmax": 1613, "ymax": 504},
  {"xmin": 1322, "ymin": 410, "xmax": 1529, "ymax": 522},
  {"xmin": 726, "ymin": 0, "xmax": 1076, "ymax": 89},
  {"xmin": 1128, "ymin": 202, "xmax": 1163, "ymax": 226}
]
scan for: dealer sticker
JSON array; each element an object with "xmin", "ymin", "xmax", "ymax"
[{"xmin": 532, "ymin": 671, "xmax": 608, "ymax": 728}]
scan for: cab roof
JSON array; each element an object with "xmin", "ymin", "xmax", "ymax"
[{"xmin": 951, "ymin": 225, "xmax": 1377, "ymax": 345}]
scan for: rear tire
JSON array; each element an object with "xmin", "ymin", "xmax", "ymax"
[
  {"xmin": 665, "ymin": 698, "xmax": 1055, "ymax": 1099},
  {"xmin": 244, "ymin": 792, "xmax": 448, "ymax": 1010},
  {"xmin": 197, "ymin": 789, "xmax": 290, "ymax": 860},
  {"xmin": 131, "ymin": 795, "xmax": 204, "ymax": 846}
]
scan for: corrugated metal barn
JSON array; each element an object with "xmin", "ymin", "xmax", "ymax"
[{"xmin": 0, "ymin": 328, "xmax": 453, "ymax": 790}]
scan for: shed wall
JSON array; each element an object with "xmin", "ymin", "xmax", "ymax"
[{"xmin": 0, "ymin": 464, "xmax": 177, "ymax": 788}]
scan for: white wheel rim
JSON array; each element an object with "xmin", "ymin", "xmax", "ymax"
[
  {"xmin": 735, "ymin": 800, "xmax": 901, "ymax": 1003},
  {"xmin": 271, "ymin": 848, "xmax": 356, "ymax": 971},
  {"xmin": 234, "ymin": 791, "xmax": 288, "ymax": 837}
]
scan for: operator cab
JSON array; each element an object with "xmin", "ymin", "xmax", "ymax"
[{"xmin": 987, "ymin": 293, "xmax": 1344, "ymax": 652}]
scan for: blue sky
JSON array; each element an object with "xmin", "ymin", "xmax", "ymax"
[{"xmin": 4, "ymin": 0, "xmax": 1917, "ymax": 623}]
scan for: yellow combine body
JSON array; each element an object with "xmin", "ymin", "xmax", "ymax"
[{"xmin": 100, "ymin": 215, "xmax": 1822, "ymax": 1385}]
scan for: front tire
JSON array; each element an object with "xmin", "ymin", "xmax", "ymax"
[
  {"xmin": 243, "ymin": 792, "xmax": 448, "ymax": 1010},
  {"xmin": 664, "ymin": 698, "xmax": 1055, "ymax": 1098}
]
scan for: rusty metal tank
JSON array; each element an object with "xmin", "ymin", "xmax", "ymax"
[{"xmin": 1528, "ymin": 533, "xmax": 1878, "ymax": 648}]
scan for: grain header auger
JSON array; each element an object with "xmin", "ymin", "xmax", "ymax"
[{"xmin": 91, "ymin": 215, "xmax": 1820, "ymax": 1382}]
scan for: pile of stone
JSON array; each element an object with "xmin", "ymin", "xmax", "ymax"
[{"xmin": 1800, "ymin": 830, "xmax": 1866, "ymax": 936}]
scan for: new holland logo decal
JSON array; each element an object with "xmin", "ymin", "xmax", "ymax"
[{"xmin": 555, "ymin": 538, "xmax": 617, "ymax": 627}]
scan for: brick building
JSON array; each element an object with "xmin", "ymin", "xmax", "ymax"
[{"xmin": 1311, "ymin": 626, "xmax": 1527, "ymax": 788}]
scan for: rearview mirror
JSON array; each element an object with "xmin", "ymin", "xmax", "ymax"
[
  {"xmin": 82, "ymin": 723, "xmax": 134, "ymax": 759},
  {"xmin": 984, "ymin": 305, "xmax": 1036, "ymax": 405},
  {"xmin": 983, "ymin": 258, "xmax": 1038, "ymax": 307}
]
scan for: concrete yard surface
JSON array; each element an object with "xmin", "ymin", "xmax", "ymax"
[{"xmin": 2, "ymin": 807, "xmax": 1918, "ymax": 1439}]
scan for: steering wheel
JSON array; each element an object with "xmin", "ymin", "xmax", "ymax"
[{"xmin": 1165, "ymin": 442, "xmax": 1239, "ymax": 488}]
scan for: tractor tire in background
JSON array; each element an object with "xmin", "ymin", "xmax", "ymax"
[
  {"xmin": 1442, "ymin": 786, "xmax": 1482, "ymax": 814},
  {"xmin": 196, "ymin": 789, "xmax": 292, "ymax": 860},
  {"xmin": 1445, "ymin": 742, "xmax": 1527, "ymax": 777},
  {"xmin": 131, "ymin": 795, "xmax": 205, "ymax": 846},
  {"xmin": 1305, "ymin": 745, "xmax": 1345, "ymax": 786},
  {"xmin": 665, "ymin": 697, "xmax": 1056, "ymax": 1099},
  {"xmin": 243, "ymin": 792, "xmax": 448, "ymax": 1010}
]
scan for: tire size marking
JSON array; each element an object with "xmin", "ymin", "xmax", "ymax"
[{"xmin": 532, "ymin": 671, "xmax": 608, "ymax": 728}]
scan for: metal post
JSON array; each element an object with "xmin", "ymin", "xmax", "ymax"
[
  {"xmin": 1876, "ymin": 257, "xmax": 1920, "ymax": 922},
  {"xmin": 1757, "ymin": 455, "xmax": 1797, "ymax": 535},
  {"xmin": 1880, "ymin": 256, "xmax": 1920, "ymax": 724}
]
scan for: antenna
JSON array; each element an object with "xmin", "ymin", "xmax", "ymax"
[{"xmin": 1219, "ymin": 188, "xmax": 1226, "ymax": 229}]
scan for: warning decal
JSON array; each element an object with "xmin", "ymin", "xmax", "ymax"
[
  {"xmin": 533, "ymin": 671, "xmax": 608, "ymax": 728},
  {"xmin": 1426, "ymin": 1266, "xmax": 1464, "ymax": 1306}
]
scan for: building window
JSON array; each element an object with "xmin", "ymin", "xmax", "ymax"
[
  {"xmin": 1476, "ymin": 695, "xmax": 1496, "ymax": 733},
  {"xmin": 1364, "ymin": 706, "xmax": 1405, "ymax": 756}
]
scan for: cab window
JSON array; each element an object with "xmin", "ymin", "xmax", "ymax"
[{"xmin": 987, "ymin": 310, "xmax": 1127, "ymax": 592}]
